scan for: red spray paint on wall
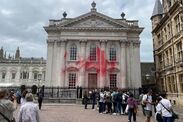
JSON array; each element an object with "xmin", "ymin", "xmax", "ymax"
[{"xmin": 61, "ymin": 46, "xmax": 118, "ymax": 85}]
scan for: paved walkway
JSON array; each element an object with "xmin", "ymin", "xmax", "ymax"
[{"xmin": 14, "ymin": 104, "xmax": 183, "ymax": 122}]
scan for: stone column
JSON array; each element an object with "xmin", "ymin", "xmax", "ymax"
[
  {"xmin": 79, "ymin": 40, "xmax": 86, "ymax": 87},
  {"xmin": 99, "ymin": 40, "xmax": 106, "ymax": 88},
  {"xmin": 6, "ymin": 67, "xmax": 11, "ymax": 83},
  {"xmin": 59, "ymin": 40, "xmax": 66, "ymax": 87},
  {"xmin": 29, "ymin": 67, "xmax": 33, "ymax": 83},
  {"xmin": 52, "ymin": 40, "xmax": 58, "ymax": 86},
  {"xmin": 16, "ymin": 67, "xmax": 21, "ymax": 85},
  {"xmin": 126, "ymin": 41, "xmax": 131, "ymax": 88},
  {"xmin": 120, "ymin": 40, "xmax": 127, "ymax": 89},
  {"xmin": 133, "ymin": 41, "xmax": 141, "ymax": 88},
  {"xmin": 45, "ymin": 40, "xmax": 54, "ymax": 86}
]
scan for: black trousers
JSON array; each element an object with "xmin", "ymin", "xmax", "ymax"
[{"xmin": 38, "ymin": 98, "xmax": 43, "ymax": 110}]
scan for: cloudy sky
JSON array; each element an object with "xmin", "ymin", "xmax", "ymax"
[{"xmin": 0, "ymin": 0, "xmax": 155, "ymax": 62}]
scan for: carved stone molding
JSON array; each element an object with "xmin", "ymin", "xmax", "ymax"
[
  {"xmin": 79, "ymin": 39, "xmax": 87, "ymax": 43},
  {"xmin": 125, "ymin": 41, "xmax": 131, "ymax": 47},
  {"xmin": 132, "ymin": 40, "xmax": 141, "ymax": 47},
  {"xmin": 47, "ymin": 39, "xmax": 55, "ymax": 43},
  {"xmin": 100, "ymin": 39, "xmax": 107, "ymax": 43}
]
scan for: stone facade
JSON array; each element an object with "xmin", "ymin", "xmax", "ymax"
[
  {"xmin": 44, "ymin": 2, "xmax": 143, "ymax": 89},
  {"xmin": 0, "ymin": 47, "xmax": 46, "ymax": 86},
  {"xmin": 151, "ymin": 0, "xmax": 183, "ymax": 105}
]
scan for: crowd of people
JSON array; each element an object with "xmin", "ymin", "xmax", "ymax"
[
  {"xmin": 83, "ymin": 88, "xmax": 179, "ymax": 122},
  {"xmin": 0, "ymin": 86, "xmax": 43, "ymax": 122},
  {"xmin": 0, "ymin": 86, "xmax": 179, "ymax": 122}
]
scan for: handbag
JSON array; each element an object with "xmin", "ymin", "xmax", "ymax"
[
  {"xmin": 160, "ymin": 102, "xmax": 179, "ymax": 120},
  {"xmin": 0, "ymin": 111, "xmax": 16, "ymax": 122}
]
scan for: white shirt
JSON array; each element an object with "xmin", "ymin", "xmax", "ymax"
[
  {"xmin": 20, "ymin": 98, "xmax": 26, "ymax": 106},
  {"xmin": 142, "ymin": 94, "xmax": 152, "ymax": 111},
  {"xmin": 160, "ymin": 98, "xmax": 172, "ymax": 117},
  {"xmin": 99, "ymin": 92, "xmax": 104, "ymax": 103},
  {"xmin": 19, "ymin": 102, "xmax": 40, "ymax": 122}
]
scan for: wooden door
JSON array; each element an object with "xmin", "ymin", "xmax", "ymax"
[{"xmin": 88, "ymin": 73, "xmax": 97, "ymax": 88}]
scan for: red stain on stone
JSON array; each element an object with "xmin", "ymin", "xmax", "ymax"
[
  {"xmin": 64, "ymin": 51, "xmax": 67, "ymax": 58},
  {"xmin": 61, "ymin": 46, "xmax": 118, "ymax": 81}
]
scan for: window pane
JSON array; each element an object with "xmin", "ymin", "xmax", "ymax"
[
  {"xmin": 110, "ymin": 74, "xmax": 117, "ymax": 88},
  {"xmin": 69, "ymin": 73, "xmax": 76, "ymax": 88},
  {"xmin": 2, "ymin": 72, "xmax": 6, "ymax": 79},
  {"xmin": 90, "ymin": 44, "xmax": 96, "ymax": 61},
  {"xmin": 70, "ymin": 45, "xmax": 77, "ymax": 60},
  {"xmin": 109, "ymin": 46, "xmax": 116, "ymax": 61},
  {"xmin": 12, "ymin": 73, "xmax": 16, "ymax": 79}
]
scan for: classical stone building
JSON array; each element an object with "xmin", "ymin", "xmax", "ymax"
[
  {"xmin": 0, "ymin": 47, "xmax": 46, "ymax": 86},
  {"xmin": 151, "ymin": 0, "xmax": 183, "ymax": 105},
  {"xmin": 44, "ymin": 2, "xmax": 143, "ymax": 89}
]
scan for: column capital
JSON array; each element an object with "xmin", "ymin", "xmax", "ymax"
[
  {"xmin": 79, "ymin": 39, "xmax": 87, "ymax": 43},
  {"xmin": 47, "ymin": 39, "xmax": 55, "ymax": 43},
  {"xmin": 100, "ymin": 39, "xmax": 107, "ymax": 43},
  {"xmin": 133, "ymin": 41, "xmax": 141, "ymax": 47}
]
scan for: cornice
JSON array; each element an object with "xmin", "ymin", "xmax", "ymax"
[{"xmin": 45, "ymin": 26, "xmax": 143, "ymax": 33}]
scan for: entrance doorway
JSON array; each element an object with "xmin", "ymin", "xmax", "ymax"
[{"xmin": 88, "ymin": 73, "xmax": 97, "ymax": 88}]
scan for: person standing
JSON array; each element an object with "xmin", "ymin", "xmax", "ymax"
[
  {"xmin": 0, "ymin": 89, "xmax": 16, "ymax": 122},
  {"xmin": 122, "ymin": 91, "xmax": 129, "ymax": 114},
  {"xmin": 142, "ymin": 89, "xmax": 154, "ymax": 122},
  {"xmin": 127, "ymin": 93, "xmax": 138, "ymax": 122},
  {"xmin": 99, "ymin": 89, "xmax": 105, "ymax": 113},
  {"xmin": 159, "ymin": 92, "xmax": 173, "ymax": 122},
  {"xmin": 91, "ymin": 89, "xmax": 97, "ymax": 109},
  {"xmin": 37, "ymin": 89, "xmax": 44, "ymax": 110},
  {"xmin": 19, "ymin": 93, "xmax": 40, "ymax": 122},
  {"xmin": 83, "ymin": 91, "xmax": 89, "ymax": 109},
  {"xmin": 155, "ymin": 97, "xmax": 163, "ymax": 122},
  {"xmin": 139, "ymin": 91, "xmax": 145, "ymax": 116}
]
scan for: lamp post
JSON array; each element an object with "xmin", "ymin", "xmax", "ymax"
[{"xmin": 145, "ymin": 74, "xmax": 151, "ymax": 85}]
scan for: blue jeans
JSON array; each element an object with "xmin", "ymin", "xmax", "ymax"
[
  {"xmin": 162, "ymin": 116, "xmax": 174, "ymax": 122},
  {"xmin": 116, "ymin": 102, "xmax": 121, "ymax": 113}
]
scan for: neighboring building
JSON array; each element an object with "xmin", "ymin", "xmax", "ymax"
[
  {"xmin": 44, "ymin": 2, "xmax": 143, "ymax": 89},
  {"xmin": 151, "ymin": 0, "xmax": 183, "ymax": 105},
  {"xmin": 0, "ymin": 47, "xmax": 46, "ymax": 87},
  {"xmin": 141, "ymin": 62, "xmax": 155, "ymax": 88}
]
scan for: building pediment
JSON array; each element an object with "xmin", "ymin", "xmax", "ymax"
[{"xmin": 58, "ymin": 11, "xmax": 128, "ymax": 28}]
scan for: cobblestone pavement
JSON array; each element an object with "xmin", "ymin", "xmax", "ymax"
[{"xmin": 14, "ymin": 104, "xmax": 183, "ymax": 122}]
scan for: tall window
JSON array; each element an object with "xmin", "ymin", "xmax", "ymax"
[
  {"xmin": 175, "ymin": 15, "xmax": 181, "ymax": 33},
  {"xmin": 176, "ymin": 42, "xmax": 182, "ymax": 62},
  {"xmin": 2, "ymin": 72, "xmax": 6, "ymax": 79},
  {"xmin": 12, "ymin": 73, "xmax": 16, "ymax": 79},
  {"xmin": 179, "ymin": 74, "xmax": 183, "ymax": 93},
  {"xmin": 110, "ymin": 74, "xmax": 117, "ymax": 88},
  {"xmin": 20, "ymin": 71, "xmax": 29, "ymax": 79},
  {"xmin": 90, "ymin": 44, "xmax": 96, "ymax": 61},
  {"xmin": 69, "ymin": 73, "xmax": 76, "ymax": 88},
  {"xmin": 70, "ymin": 44, "xmax": 77, "ymax": 60},
  {"xmin": 34, "ymin": 72, "xmax": 38, "ymax": 80},
  {"xmin": 109, "ymin": 46, "xmax": 117, "ymax": 61}
]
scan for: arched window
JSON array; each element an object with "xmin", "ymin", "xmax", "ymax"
[
  {"xmin": 109, "ymin": 45, "xmax": 117, "ymax": 61},
  {"xmin": 70, "ymin": 44, "xmax": 77, "ymax": 60},
  {"xmin": 90, "ymin": 44, "xmax": 96, "ymax": 61}
]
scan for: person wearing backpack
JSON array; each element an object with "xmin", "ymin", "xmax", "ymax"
[
  {"xmin": 122, "ymin": 91, "xmax": 129, "ymax": 114},
  {"xmin": 142, "ymin": 89, "xmax": 154, "ymax": 122}
]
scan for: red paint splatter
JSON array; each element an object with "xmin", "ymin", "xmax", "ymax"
[
  {"xmin": 64, "ymin": 51, "xmax": 67, "ymax": 58},
  {"xmin": 61, "ymin": 46, "xmax": 118, "ymax": 82}
]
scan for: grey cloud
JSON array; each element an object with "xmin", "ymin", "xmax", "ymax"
[{"xmin": 0, "ymin": 0, "xmax": 155, "ymax": 61}]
